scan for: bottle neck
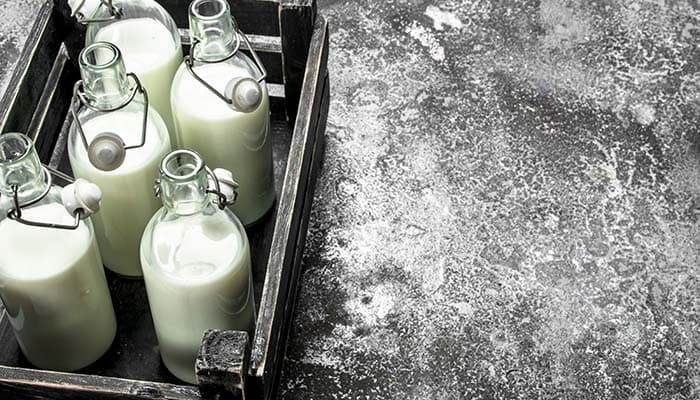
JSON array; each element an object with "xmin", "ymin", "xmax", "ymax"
[
  {"xmin": 0, "ymin": 133, "xmax": 49, "ymax": 204},
  {"xmin": 160, "ymin": 150, "xmax": 210, "ymax": 216},
  {"xmin": 189, "ymin": 0, "xmax": 238, "ymax": 61},
  {"xmin": 79, "ymin": 42, "xmax": 132, "ymax": 109}
]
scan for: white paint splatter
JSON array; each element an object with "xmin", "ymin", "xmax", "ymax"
[
  {"xmin": 406, "ymin": 22, "xmax": 446, "ymax": 62},
  {"xmin": 631, "ymin": 103, "xmax": 656, "ymax": 126},
  {"xmin": 346, "ymin": 285, "xmax": 395, "ymax": 326},
  {"xmin": 424, "ymin": 6, "xmax": 464, "ymax": 31}
]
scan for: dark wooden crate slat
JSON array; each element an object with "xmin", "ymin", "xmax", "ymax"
[
  {"xmin": 260, "ymin": 73, "xmax": 327, "ymax": 400},
  {"xmin": 0, "ymin": 3, "xmax": 57, "ymax": 135},
  {"xmin": 0, "ymin": 365, "xmax": 201, "ymax": 400},
  {"xmin": 160, "ymin": 0, "xmax": 280, "ymax": 36},
  {"xmin": 51, "ymin": 0, "xmax": 281, "ymax": 37},
  {"xmin": 26, "ymin": 43, "xmax": 69, "ymax": 141},
  {"xmin": 279, "ymin": 0, "xmax": 317, "ymax": 122},
  {"xmin": 26, "ymin": 43, "xmax": 75, "ymax": 161},
  {"xmin": 195, "ymin": 330, "xmax": 249, "ymax": 399},
  {"xmin": 249, "ymin": 15, "xmax": 328, "ymax": 398}
]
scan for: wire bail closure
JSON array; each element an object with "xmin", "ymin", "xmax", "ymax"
[
  {"xmin": 184, "ymin": 20, "xmax": 268, "ymax": 113},
  {"xmin": 154, "ymin": 167, "xmax": 239, "ymax": 210},
  {"xmin": 205, "ymin": 167, "xmax": 239, "ymax": 209},
  {"xmin": 70, "ymin": 73, "xmax": 150, "ymax": 171},
  {"xmin": 73, "ymin": 0, "xmax": 123, "ymax": 24},
  {"xmin": 6, "ymin": 166, "xmax": 82, "ymax": 230}
]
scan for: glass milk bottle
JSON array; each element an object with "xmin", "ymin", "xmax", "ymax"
[
  {"xmin": 141, "ymin": 150, "xmax": 256, "ymax": 383},
  {"xmin": 68, "ymin": 42, "xmax": 171, "ymax": 277},
  {"xmin": 67, "ymin": 0, "xmax": 183, "ymax": 144},
  {"xmin": 0, "ymin": 133, "xmax": 116, "ymax": 371},
  {"xmin": 171, "ymin": 0, "xmax": 275, "ymax": 226}
]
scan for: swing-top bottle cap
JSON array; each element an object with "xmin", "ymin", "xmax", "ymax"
[
  {"xmin": 208, "ymin": 168, "xmax": 239, "ymax": 206},
  {"xmin": 61, "ymin": 178, "xmax": 102, "ymax": 218},
  {"xmin": 88, "ymin": 132, "xmax": 126, "ymax": 171},
  {"xmin": 225, "ymin": 77, "xmax": 262, "ymax": 113}
]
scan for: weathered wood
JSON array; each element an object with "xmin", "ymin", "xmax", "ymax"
[
  {"xmin": 0, "ymin": 366, "xmax": 201, "ymax": 400},
  {"xmin": 160, "ymin": 0, "xmax": 280, "ymax": 36},
  {"xmin": 279, "ymin": 0, "xmax": 316, "ymax": 122},
  {"xmin": 249, "ymin": 16, "xmax": 328, "ymax": 399},
  {"xmin": 26, "ymin": 43, "xmax": 76, "ymax": 161},
  {"xmin": 195, "ymin": 330, "xmax": 249, "ymax": 399},
  {"xmin": 260, "ymin": 74, "xmax": 328, "ymax": 400},
  {"xmin": 0, "ymin": 3, "xmax": 56, "ymax": 135},
  {"xmin": 270, "ymin": 74, "xmax": 328, "ymax": 399}
]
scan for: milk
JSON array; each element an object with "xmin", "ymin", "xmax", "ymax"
[
  {"xmin": 0, "ymin": 201, "xmax": 116, "ymax": 371},
  {"xmin": 171, "ymin": 61, "xmax": 275, "ymax": 226},
  {"xmin": 94, "ymin": 18, "xmax": 182, "ymax": 144},
  {"xmin": 141, "ymin": 211, "xmax": 255, "ymax": 383},
  {"xmin": 69, "ymin": 108, "xmax": 171, "ymax": 277}
]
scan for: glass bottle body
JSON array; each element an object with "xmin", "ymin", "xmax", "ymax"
[
  {"xmin": 171, "ymin": 0, "xmax": 275, "ymax": 226},
  {"xmin": 0, "ymin": 133, "xmax": 116, "ymax": 371},
  {"xmin": 82, "ymin": 0, "xmax": 183, "ymax": 143},
  {"xmin": 140, "ymin": 150, "xmax": 256, "ymax": 383},
  {"xmin": 68, "ymin": 43, "xmax": 172, "ymax": 277}
]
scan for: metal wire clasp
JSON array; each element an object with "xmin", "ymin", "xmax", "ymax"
[
  {"xmin": 70, "ymin": 73, "xmax": 150, "ymax": 171},
  {"xmin": 6, "ymin": 166, "xmax": 82, "ymax": 230},
  {"xmin": 153, "ymin": 167, "xmax": 239, "ymax": 210},
  {"xmin": 205, "ymin": 167, "xmax": 239, "ymax": 209},
  {"xmin": 73, "ymin": 0, "xmax": 123, "ymax": 24},
  {"xmin": 184, "ymin": 20, "xmax": 268, "ymax": 111}
]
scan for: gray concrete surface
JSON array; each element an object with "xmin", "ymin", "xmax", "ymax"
[
  {"xmin": 1, "ymin": 0, "xmax": 699, "ymax": 399},
  {"xmin": 280, "ymin": 1, "xmax": 700, "ymax": 399}
]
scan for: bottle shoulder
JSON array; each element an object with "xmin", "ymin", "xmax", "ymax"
[
  {"xmin": 85, "ymin": 1, "xmax": 182, "ymax": 72},
  {"xmin": 141, "ymin": 206, "xmax": 250, "ymax": 283},
  {"xmin": 0, "ymin": 187, "xmax": 97, "ymax": 281},
  {"xmin": 86, "ymin": 0, "xmax": 180, "ymax": 42},
  {"xmin": 68, "ymin": 101, "xmax": 171, "ymax": 173},
  {"xmin": 171, "ymin": 56, "xmax": 270, "ymax": 118}
]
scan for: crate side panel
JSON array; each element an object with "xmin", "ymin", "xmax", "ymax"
[
  {"xmin": 250, "ymin": 16, "xmax": 328, "ymax": 391},
  {"xmin": 160, "ymin": 0, "xmax": 280, "ymax": 36},
  {"xmin": 0, "ymin": 366, "xmax": 201, "ymax": 400},
  {"xmin": 0, "ymin": 5, "xmax": 61, "ymax": 135},
  {"xmin": 279, "ymin": 1, "xmax": 316, "ymax": 122},
  {"xmin": 265, "ymin": 73, "xmax": 328, "ymax": 400}
]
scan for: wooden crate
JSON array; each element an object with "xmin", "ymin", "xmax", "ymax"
[{"xmin": 0, "ymin": 0, "xmax": 329, "ymax": 399}]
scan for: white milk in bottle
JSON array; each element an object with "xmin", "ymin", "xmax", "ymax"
[
  {"xmin": 70, "ymin": 0, "xmax": 183, "ymax": 145},
  {"xmin": 171, "ymin": 0, "xmax": 275, "ymax": 226},
  {"xmin": 141, "ymin": 150, "xmax": 256, "ymax": 383},
  {"xmin": 69, "ymin": 42, "xmax": 171, "ymax": 277},
  {"xmin": 0, "ymin": 133, "xmax": 116, "ymax": 371}
]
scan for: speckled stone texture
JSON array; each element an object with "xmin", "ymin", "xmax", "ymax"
[{"xmin": 280, "ymin": 0, "xmax": 700, "ymax": 399}]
